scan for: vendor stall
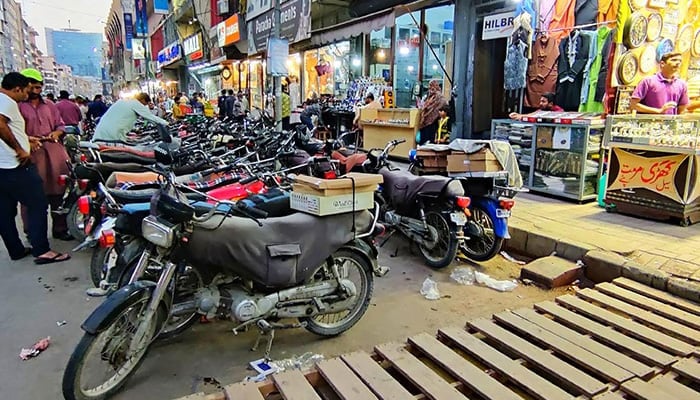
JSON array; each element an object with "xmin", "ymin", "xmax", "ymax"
[
  {"xmin": 360, "ymin": 107, "xmax": 418, "ymax": 158},
  {"xmin": 603, "ymin": 114, "xmax": 700, "ymax": 225}
]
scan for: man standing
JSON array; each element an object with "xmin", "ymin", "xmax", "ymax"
[
  {"xmin": 631, "ymin": 52, "xmax": 689, "ymax": 115},
  {"xmin": 217, "ymin": 89, "xmax": 227, "ymax": 119},
  {"xmin": 92, "ymin": 93, "xmax": 169, "ymax": 143},
  {"xmin": 353, "ymin": 93, "xmax": 382, "ymax": 128},
  {"xmin": 18, "ymin": 68, "xmax": 73, "ymax": 241},
  {"xmin": 87, "ymin": 94, "xmax": 108, "ymax": 121},
  {"xmin": 0, "ymin": 72, "xmax": 70, "ymax": 264},
  {"xmin": 55, "ymin": 90, "xmax": 82, "ymax": 130}
]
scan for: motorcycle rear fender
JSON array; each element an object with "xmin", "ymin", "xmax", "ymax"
[
  {"xmin": 341, "ymin": 240, "xmax": 381, "ymax": 277},
  {"xmin": 82, "ymin": 281, "xmax": 156, "ymax": 334},
  {"xmin": 471, "ymin": 197, "xmax": 510, "ymax": 239}
]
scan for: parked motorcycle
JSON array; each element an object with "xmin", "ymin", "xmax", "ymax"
[{"xmin": 62, "ymin": 165, "xmax": 384, "ymax": 400}]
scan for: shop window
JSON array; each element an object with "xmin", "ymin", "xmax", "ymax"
[
  {"xmin": 369, "ymin": 27, "xmax": 392, "ymax": 82},
  {"xmin": 286, "ymin": 53, "xmax": 303, "ymax": 109},
  {"xmin": 303, "ymin": 41, "xmax": 351, "ymax": 101},
  {"xmin": 422, "ymin": 5, "xmax": 454, "ymax": 95},
  {"xmin": 248, "ymin": 59, "xmax": 265, "ymax": 110},
  {"xmin": 394, "ymin": 12, "xmax": 421, "ymax": 108}
]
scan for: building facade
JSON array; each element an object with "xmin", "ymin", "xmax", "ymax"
[
  {"xmin": 38, "ymin": 56, "xmax": 59, "ymax": 95},
  {"xmin": 0, "ymin": 0, "xmax": 43, "ymax": 75},
  {"xmin": 45, "ymin": 28, "xmax": 104, "ymax": 78}
]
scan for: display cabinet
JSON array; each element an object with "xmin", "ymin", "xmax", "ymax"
[
  {"xmin": 491, "ymin": 118, "xmax": 604, "ymax": 201},
  {"xmin": 360, "ymin": 108, "xmax": 419, "ymax": 158},
  {"xmin": 603, "ymin": 114, "xmax": 700, "ymax": 225}
]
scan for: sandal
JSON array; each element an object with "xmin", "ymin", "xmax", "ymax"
[
  {"xmin": 34, "ymin": 253, "xmax": 71, "ymax": 265},
  {"xmin": 11, "ymin": 247, "xmax": 32, "ymax": 261}
]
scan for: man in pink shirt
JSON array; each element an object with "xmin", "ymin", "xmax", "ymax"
[
  {"xmin": 631, "ymin": 52, "xmax": 689, "ymax": 115},
  {"xmin": 18, "ymin": 68, "xmax": 73, "ymax": 241},
  {"xmin": 55, "ymin": 90, "xmax": 82, "ymax": 129}
]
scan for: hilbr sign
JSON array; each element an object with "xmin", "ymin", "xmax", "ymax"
[{"xmin": 482, "ymin": 11, "xmax": 516, "ymax": 40}]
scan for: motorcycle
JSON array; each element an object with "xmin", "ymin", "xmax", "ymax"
[
  {"xmin": 364, "ymin": 139, "xmax": 472, "ymax": 268},
  {"xmin": 62, "ymin": 165, "xmax": 384, "ymax": 400}
]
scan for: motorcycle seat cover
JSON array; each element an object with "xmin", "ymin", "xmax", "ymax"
[
  {"xmin": 186, "ymin": 211, "xmax": 372, "ymax": 287},
  {"xmin": 379, "ymin": 168, "xmax": 463, "ymax": 214},
  {"xmin": 79, "ymin": 141, "xmax": 101, "ymax": 150},
  {"xmin": 75, "ymin": 162, "xmax": 148, "ymax": 181},
  {"xmin": 99, "ymin": 152, "xmax": 155, "ymax": 165},
  {"xmin": 99, "ymin": 145, "xmax": 155, "ymax": 158}
]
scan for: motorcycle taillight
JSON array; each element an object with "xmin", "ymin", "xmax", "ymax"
[
  {"xmin": 78, "ymin": 179, "xmax": 89, "ymax": 191},
  {"xmin": 77, "ymin": 196, "xmax": 92, "ymax": 215},
  {"xmin": 99, "ymin": 229, "xmax": 116, "ymax": 248},
  {"xmin": 324, "ymin": 170, "xmax": 337, "ymax": 179},
  {"xmin": 79, "ymin": 153, "xmax": 87, "ymax": 163},
  {"xmin": 57, "ymin": 174, "xmax": 68, "ymax": 186},
  {"xmin": 499, "ymin": 199, "xmax": 516, "ymax": 210},
  {"xmin": 455, "ymin": 196, "xmax": 471, "ymax": 209}
]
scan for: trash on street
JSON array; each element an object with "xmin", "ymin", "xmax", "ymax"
[{"xmin": 19, "ymin": 336, "xmax": 51, "ymax": 360}]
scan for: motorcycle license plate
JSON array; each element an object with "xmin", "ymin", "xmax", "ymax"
[
  {"xmin": 496, "ymin": 209, "xmax": 511, "ymax": 218},
  {"xmin": 450, "ymin": 212, "xmax": 468, "ymax": 225}
]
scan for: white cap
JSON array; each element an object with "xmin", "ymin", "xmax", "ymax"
[{"xmin": 69, "ymin": 95, "xmax": 76, "ymax": 100}]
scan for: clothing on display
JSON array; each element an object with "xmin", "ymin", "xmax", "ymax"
[
  {"xmin": 516, "ymin": 0, "xmax": 538, "ymax": 31},
  {"xmin": 525, "ymin": 33, "xmax": 560, "ymax": 108},
  {"xmin": 580, "ymin": 26, "xmax": 613, "ymax": 112},
  {"xmin": 539, "ymin": 0, "xmax": 557, "ymax": 32},
  {"xmin": 505, "ymin": 41, "xmax": 529, "ymax": 90},
  {"xmin": 549, "ymin": 0, "xmax": 577, "ymax": 38},
  {"xmin": 556, "ymin": 30, "xmax": 591, "ymax": 110},
  {"xmin": 578, "ymin": 30, "xmax": 599, "ymax": 105},
  {"xmin": 574, "ymin": 0, "xmax": 598, "ymax": 26},
  {"xmin": 510, "ymin": 13, "xmax": 534, "ymax": 59}
]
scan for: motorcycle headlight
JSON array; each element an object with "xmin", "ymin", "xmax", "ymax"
[{"xmin": 141, "ymin": 216, "xmax": 176, "ymax": 248}]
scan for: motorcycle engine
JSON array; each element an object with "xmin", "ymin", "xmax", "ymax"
[{"xmin": 222, "ymin": 286, "xmax": 274, "ymax": 322}]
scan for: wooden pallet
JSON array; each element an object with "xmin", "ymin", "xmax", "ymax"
[{"xmin": 177, "ymin": 278, "xmax": 700, "ymax": 400}]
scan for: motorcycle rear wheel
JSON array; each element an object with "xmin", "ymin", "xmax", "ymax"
[
  {"xmin": 461, "ymin": 205, "xmax": 504, "ymax": 262},
  {"xmin": 419, "ymin": 211, "xmax": 458, "ymax": 269},
  {"xmin": 301, "ymin": 249, "xmax": 374, "ymax": 337},
  {"xmin": 90, "ymin": 246, "xmax": 118, "ymax": 287},
  {"xmin": 68, "ymin": 201, "xmax": 88, "ymax": 242},
  {"xmin": 62, "ymin": 292, "xmax": 167, "ymax": 400}
]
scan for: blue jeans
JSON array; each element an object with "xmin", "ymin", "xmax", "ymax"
[
  {"xmin": 300, "ymin": 115, "xmax": 314, "ymax": 131},
  {"xmin": 0, "ymin": 164, "xmax": 50, "ymax": 258}
]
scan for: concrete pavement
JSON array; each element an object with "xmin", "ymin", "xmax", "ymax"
[{"xmin": 506, "ymin": 193, "xmax": 700, "ymax": 301}]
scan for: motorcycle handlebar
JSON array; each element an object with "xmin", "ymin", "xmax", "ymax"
[{"xmin": 240, "ymin": 175, "xmax": 259, "ymax": 185}]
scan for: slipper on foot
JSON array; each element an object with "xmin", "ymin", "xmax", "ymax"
[
  {"xmin": 34, "ymin": 253, "xmax": 71, "ymax": 265},
  {"xmin": 10, "ymin": 247, "xmax": 32, "ymax": 261}
]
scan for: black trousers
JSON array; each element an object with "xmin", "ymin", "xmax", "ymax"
[{"xmin": 0, "ymin": 164, "xmax": 50, "ymax": 258}]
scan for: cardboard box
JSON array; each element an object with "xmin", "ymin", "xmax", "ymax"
[
  {"xmin": 293, "ymin": 173, "xmax": 382, "ymax": 196},
  {"xmin": 416, "ymin": 149, "xmax": 448, "ymax": 168},
  {"xmin": 536, "ymin": 127, "xmax": 553, "ymax": 149},
  {"xmin": 290, "ymin": 191, "xmax": 374, "ymax": 216},
  {"xmin": 447, "ymin": 154, "xmax": 502, "ymax": 172}
]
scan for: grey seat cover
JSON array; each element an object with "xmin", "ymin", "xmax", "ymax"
[{"xmin": 379, "ymin": 168, "xmax": 454, "ymax": 214}]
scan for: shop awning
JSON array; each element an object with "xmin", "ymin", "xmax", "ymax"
[{"xmin": 310, "ymin": 10, "xmax": 396, "ymax": 46}]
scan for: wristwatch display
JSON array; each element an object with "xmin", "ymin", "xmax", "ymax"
[
  {"xmin": 688, "ymin": 1, "xmax": 699, "ymax": 24},
  {"xmin": 639, "ymin": 45, "xmax": 657, "ymax": 73},
  {"xmin": 608, "ymin": 118, "xmax": 700, "ymax": 149},
  {"xmin": 677, "ymin": 24, "xmax": 694, "ymax": 53},
  {"xmin": 618, "ymin": 51, "xmax": 639, "ymax": 85},
  {"xmin": 624, "ymin": 12, "xmax": 648, "ymax": 49},
  {"xmin": 657, "ymin": 38, "xmax": 675, "ymax": 62},
  {"xmin": 646, "ymin": 13, "xmax": 663, "ymax": 42},
  {"xmin": 629, "ymin": 0, "xmax": 647, "ymax": 10},
  {"xmin": 693, "ymin": 29, "xmax": 700, "ymax": 57}
]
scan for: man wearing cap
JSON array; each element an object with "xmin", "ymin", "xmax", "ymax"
[
  {"xmin": 0, "ymin": 72, "xmax": 70, "ymax": 264},
  {"xmin": 55, "ymin": 90, "xmax": 82, "ymax": 130},
  {"xmin": 18, "ymin": 68, "xmax": 73, "ymax": 241},
  {"xmin": 92, "ymin": 92, "xmax": 168, "ymax": 143}
]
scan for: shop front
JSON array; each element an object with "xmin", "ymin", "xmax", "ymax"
[{"xmin": 156, "ymin": 40, "xmax": 184, "ymax": 96}]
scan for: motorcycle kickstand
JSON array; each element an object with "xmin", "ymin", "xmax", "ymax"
[
  {"xmin": 251, "ymin": 320, "xmax": 308, "ymax": 360},
  {"xmin": 377, "ymin": 229, "xmax": 396, "ymax": 248}
]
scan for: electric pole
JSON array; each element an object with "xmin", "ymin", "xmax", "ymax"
[{"xmin": 273, "ymin": 0, "xmax": 282, "ymax": 130}]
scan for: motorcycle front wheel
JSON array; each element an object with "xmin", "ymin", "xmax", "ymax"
[
  {"xmin": 419, "ymin": 211, "xmax": 458, "ymax": 269},
  {"xmin": 461, "ymin": 205, "xmax": 504, "ymax": 262},
  {"xmin": 301, "ymin": 249, "xmax": 374, "ymax": 337},
  {"xmin": 62, "ymin": 292, "xmax": 167, "ymax": 400}
]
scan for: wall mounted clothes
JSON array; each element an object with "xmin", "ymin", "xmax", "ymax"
[
  {"xmin": 578, "ymin": 30, "xmax": 600, "ymax": 105},
  {"xmin": 539, "ymin": 0, "xmax": 557, "ymax": 32},
  {"xmin": 505, "ymin": 41, "xmax": 529, "ymax": 90},
  {"xmin": 510, "ymin": 13, "xmax": 534, "ymax": 58},
  {"xmin": 549, "ymin": 0, "xmax": 577, "ymax": 39},
  {"xmin": 557, "ymin": 30, "xmax": 592, "ymax": 110},
  {"xmin": 575, "ymin": 0, "xmax": 598, "ymax": 26},
  {"xmin": 580, "ymin": 27, "xmax": 613, "ymax": 112},
  {"xmin": 525, "ymin": 34, "xmax": 560, "ymax": 108},
  {"xmin": 516, "ymin": 0, "xmax": 537, "ymax": 31}
]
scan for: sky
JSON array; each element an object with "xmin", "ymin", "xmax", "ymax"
[{"xmin": 19, "ymin": 0, "xmax": 112, "ymax": 53}]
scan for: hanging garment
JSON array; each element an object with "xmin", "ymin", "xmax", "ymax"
[
  {"xmin": 539, "ymin": 0, "xmax": 557, "ymax": 32},
  {"xmin": 575, "ymin": 0, "xmax": 598, "ymax": 26},
  {"xmin": 580, "ymin": 27, "xmax": 613, "ymax": 112},
  {"xmin": 505, "ymin": 41, "xmax": 529, "ymax": 90},
  {"xmin": 516, "ymin": 0, "xmax": 537, "ymax": 31},
  {"xmin": 510, "ymin": 13, "xmax": 534, "ymax": 58},
  {"xmin": 598, "ymin": 0, "xmax": 618, "ymax": 25},
  {"xmin": 525, "ymin": 33, "xmax": 560, "ymax": 108},
  {"xmin": 578, "ymin": 30, "xmax": 599, "ymax": 105},
  {"xmin": 549, "ymin": 0, "xmax": 576, "ymax": 39},
  {"xmin": 556, "ymin": 31, "xmax": 592, "ymax": 111}
]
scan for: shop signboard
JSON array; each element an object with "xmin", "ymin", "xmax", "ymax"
[
  {"xmin": 157, "ymin": 42, "xmax": 182, "ymax": 69},
  {"xmin": 153, "ymin": 0, "xmax": 169, "ymax": 14},
  {"xmin": 247, "ymin": 0, "xmax": 310, "ymax": 54},
  {"xmin": 217, "ymin": 22, "xmax": 226, "ymax": 47},
  {"xmin": 183, "ymin": 33, "xmax": 204, "ymax": 62},
  {"xmin": 134, "ymin": 0, "xmax": 148, "ymax": 37},
  {"xmin": 124, "ymin": 13, "xmax": 134, "ymax": 50},
  {"xmin": 132, "ymin": 38, "xmax": 146, "ymax": 59},
  {"xmin": 482, "ymin": 11, "xmax": 516, "ymax": 40},
  {"xmin": 246, "ymin": 0, "xmax": 273, "ymax": 21},
  {"xmin": 608, "ymin": 148, "xmax": 687, "ymax": 203},
  {"xmin": 220, "ymin": 14, "xmax": 241, "ymax": 46}
]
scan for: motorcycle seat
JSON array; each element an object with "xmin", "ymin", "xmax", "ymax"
[
  {"xmin": 331, "ymin": 151, "xmax": 367, "ymax": 173},
  {"xmin": 99, "ymin": 145, "xmax": 155, "ymax": 158},
  {"xmin": 108, "ymin": 188, "xmax": 205, "ymax": 204},
  {"xmin": 74, "ymin": 162, "xmax": 148, "ymax": 181},
  {"xmin": 79, "ymin": 141, "xmax": 101, "ymax": 150},
  {"xmin": 380, "ymin": 168, "xmax": 464, "ymax": 214},
  {"xmin": 99, "ymin": 152, "xmax": 155, "ymax": 165}
]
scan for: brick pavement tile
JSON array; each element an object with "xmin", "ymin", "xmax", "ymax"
[
  {"xmin": 691, "ymin": 270, "xmax": 700, "ymax": 282},
  {"xmin": 660, "ymin": 259, "xmax": 700, "ymax": 279},
  {"xmin": 628, "ymin": 251, "xmax": 668, "ymax": 270}
]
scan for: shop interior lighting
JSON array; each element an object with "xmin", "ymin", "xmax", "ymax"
[
  {"xmin": 333, "ymin": 60, "xmax": 341, "ymax": 68},
  {"xmin": 400, "ymin": 46, "xmax": 409, "ymax": 55},
  {"xmin": 377, "ymin": 49, "xmax": 386, "ymax": 59},
  {"xmin": 407, "ymin": 65, "xmax": 414, "ymax": 72},
  {"xmin": 352, "ymin": 57, "xmax": 361, "ymax": 67},
  {"xmin": 432, "ymin": 64, "xmax": 438, "ymax": 70}
]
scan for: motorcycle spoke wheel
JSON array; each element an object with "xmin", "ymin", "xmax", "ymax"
[
  {"xmin": 418, "ymin": 212, "xmax": 458, "ymax": 269},
  {"xmin": 302, "ymin": 250, "xmax": 374, "ymax": 337},
  {"xmin": 68, "ymin": 201, "xmax": 88, "ymax": 241},
  {"xmin": 460, "ymin": 206, "xmax": 504, "ymax": 262},
  {"xmin": 159, "ymin": 264, "xmax": 204, "ymax": 339}
]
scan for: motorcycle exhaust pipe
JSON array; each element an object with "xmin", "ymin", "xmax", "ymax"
[{"xmin": 171, "ymin": 300, "xmax": 198, "ymax": 317}]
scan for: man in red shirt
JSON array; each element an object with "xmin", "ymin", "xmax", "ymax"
[
  {"xmin": 509, "ymin": 92, "xmax": 564, "ymax": 119},
  {"xmin": 55, "ymin": 90, "xmax": 82, "ymax": 129}
]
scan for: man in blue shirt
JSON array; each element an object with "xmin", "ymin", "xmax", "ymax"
[
  {"xmin": 86, "ymin": 94, "xmax": 108, "ymax": 121},
  {"xmin": 92, "ymin": 93, "xmax": 168, "ymax": 143}
]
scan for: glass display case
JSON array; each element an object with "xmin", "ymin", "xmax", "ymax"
[
  {"xmin": 491, "ymin": 119, "xmax": 603, "ymax": 201},
  {"xmin": 603, "ymin": 114, "xmax": 700, "ymax": 225}
]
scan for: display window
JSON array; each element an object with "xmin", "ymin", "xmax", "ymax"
[
  {"xmin": 421, "ymin": 6, "xmax": 454, "ymax": 93},
  {"xmin": 394, "ymin": 12, "xmax": 421, "ymax": 108},
  {"xmin": 369, "ymin": 28, "xmax": 392, "ymax": 82},
  {"xmin": 303, "ymin": 42, "xmax": 351, "ymax": 100}
]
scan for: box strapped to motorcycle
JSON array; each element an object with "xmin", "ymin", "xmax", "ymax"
[{"xmin": 290, "ymin": 173, "xmax": 383, "ymax": 216}]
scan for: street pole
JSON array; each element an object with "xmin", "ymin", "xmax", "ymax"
[{"xmin": 273, "ymin": 0, "xmax": 282, "ymax": 131}]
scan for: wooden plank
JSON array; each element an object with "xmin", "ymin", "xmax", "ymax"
[
  {"xmin": 579, "ymin": 288, "xmax": 700, "ymax": 343},
  {"xmin": 438, "ymin": 327, "xmax": 573, "ymax": 400},
  {"xmin": 672, "ymin": 358, "xmax": 700, "ymax": 382},
  {"xmin": 374, "ymin": 342, "xmax": 468, "ymax": 400},
  {"xmin": 341, "ymin": 351, "xmax": 414, "ymax": 400},
  {"xmin": 613, "ymin": 277, "xmax": 700, "ymax": 316},
  {"xmin": 408, "ymin": 333, "xmax": 523, "ymax": 400},
  {"xmin": 621, "ymin": 378, "xmax": 671, "ymax": 400},
  {"xmin": 535, "ymin": 300, "xmax": 677, "ymax": 367},
  {"xmin": 468, "ymin": 318, "xmax": 608, "ymax": 397},
  {"xmin": 223, "ymin": 381, "xmax": 265, "ymax": 399},
  {"xmin": 316, "ymin": 358, "xmax": 379, "ymax": 400},
  {"xmin": 271, "ymin": 369, "xmax": 322, "ymax": 400},
  {"xmin": 513, "ymin": 308, "xmax": 655, "ymax": 379},
  {"xmin": 649, "ymin": 375, "xmax": 700, "ymax": 400},
  {"xmin": 493, "ymin": 311, "xmax": 635, "ymax": 384},
  {"xmin": 592, "ymin": 391, "xmax": 627, "ymax": 400},
  {"xmin": 555, "ymin": 295, "xmax": 695, "ymax": 356},
  {"xmin": 598, "ymin": 282, "xmax": 700, "ymax": 331}
]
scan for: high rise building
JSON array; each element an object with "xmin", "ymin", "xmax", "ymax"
[
  {"xmin": 38, "ymin": 56, "xmax": 59, "ymax": 95},
  {"xmin": 1, "ymin": 0, "xmax": 24, "ymax": 72},
  {"xmin": 45, "ymin": 28, "xmax": 103, "ymax": 78}
]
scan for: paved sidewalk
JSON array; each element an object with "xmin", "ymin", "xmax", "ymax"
[{"xmin": 507, "ymin": 193, "xmax": 700, "ymax": 284}]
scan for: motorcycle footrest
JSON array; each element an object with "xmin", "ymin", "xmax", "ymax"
[{"xmin": 52, "ymin": 209, "xmax": 70, "ymax": 215}]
